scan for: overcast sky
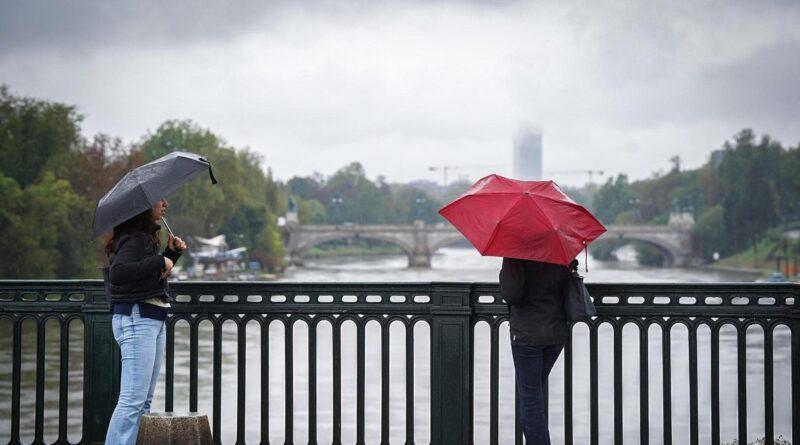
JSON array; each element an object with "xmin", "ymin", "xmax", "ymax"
[{"xmin": 2, "ymin": 0, "xmax": 799, "ymax": 186}]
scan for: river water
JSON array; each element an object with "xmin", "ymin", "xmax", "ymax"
[{"xmin": 0, "ymin": 246, "xmax": 792, "ymax": 444}]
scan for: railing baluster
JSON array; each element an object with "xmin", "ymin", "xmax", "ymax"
[
  {"xmin": 764, "ymin": 324, "xmax": 774, "ymax": 445},
  {"xmin": 309, "ymin": 320, "xmax": 318, "ymax": 445},
  {"xmin": 261, "ymin": 317, "xmax": 270, "ymax": 445},
  {"xmin": 237, "ymin": 318, "xmax": 247, "ymax": 444},
  {"xmin": 213, "ymin": 320, "xmax": 222, "ymax": 444},
  {"xmin": 663, "ymin": 323, "xmax": 672, "ymax": 445},
  {"xmin": 490, "ymin": 321, "xmax": 499, "ymax": 445},
  {"xmin": 381, "ymin": 321, "xmax": 390, "ymax": 445},
  {"xmin": 190, "ymin": 317, "xmax": 199, "ymax": 412},
  {"xmin": 590, "ymin": 322, "xmax": 599, "ymax": 445},
  {"xmin": 333, "ymin": 319, "xmax": 342, "ymax": 445},
  {"xmin": 166, "ymin": 318, "xmax": 175, "ymax": 412},
  {"xmin": 792, "ymin": 314, "xmax": 800, "ymax": 445},
  {"xmin": 564, "ymin": 326, "xmax": 573, "ymax": 445},
  {"xmin": 285, "ymin": 319, "xmax": 294, "ymax": 445},
  {"xmin": 469, "ymin": 319, "xmax": 475, "ymax": 445},
  {"xmin": 689, "ymin": 323, "xmax": 699, "ymax": 445},
  {"xmin": 356, "ymin": 320, "xmax": 365, "ymax": 445},
  {"xmin": 613, "ymin": 321, "xmax": 622, "ymax": 445},
  {"xmin": 737, "ymin": 325, "xmax": 747, "ymax": 445},
  {"xmin": 11, "ymin": 317, "xmax": 21, "ymax": 444},
  {"xmin": 405, "ymin": 321, "xmax": 415, "ymax": 445},
  {"xmin": 58, "ymin": 319, "xmax": 69, "ymax": 443},
  {"xmin": 639, "ymin": 322, "xmax": 649, "ymax": 445},
  {"xmin": 35, "ymin": 318, "xmax": 45, "ymax": 444},
  {"xmin": 711, "ymin": 325, "xmax": 720, "ymax": 445}
]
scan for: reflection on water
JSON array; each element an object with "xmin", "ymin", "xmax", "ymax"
[{"xmin": 0, "ymin": 247, "xmax": 791, "ymax": 444}]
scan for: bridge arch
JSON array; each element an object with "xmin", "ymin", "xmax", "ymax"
[
  {"xmin": 595, "ymin": 233, "xmax": 680, "ymax": 267},
  {"xmin": 293, "ymin": 233, "xmax": 417, "ymax": 266},
  {"xmin": 428, "ymin": 234, "xmax": 471, "ymax": 256}
]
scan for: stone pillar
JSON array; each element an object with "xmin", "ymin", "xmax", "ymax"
[
  {"xmin": 136, "ymin": 412, "xmax": 212, "ymax": 445},
  {"xmin": 410, "ymin": 220, "xmax": 432, "ymax": 268}
]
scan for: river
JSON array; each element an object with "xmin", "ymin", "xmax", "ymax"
[{"xmin": 0, "ymin": 246, "xmax": 792, "ymax": 444}]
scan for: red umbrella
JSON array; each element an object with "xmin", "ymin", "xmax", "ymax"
[{"xmin": 438, "ymin": 174, "xmax": 606, "ymax": 266}]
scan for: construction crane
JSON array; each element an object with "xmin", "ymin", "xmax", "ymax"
[
  {"xmin": 429, "ymin": 164, "xmax": 507, "ymax": 186},
  {"xmin": 544, "ymin": 169, "xmax": 605, "ymax": 185}
]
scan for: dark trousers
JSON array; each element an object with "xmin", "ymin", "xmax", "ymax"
[{"xmin": 511, "ymin": 343, "xmax": 564, "ymax": 445}]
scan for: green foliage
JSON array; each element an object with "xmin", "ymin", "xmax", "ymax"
[
  {"xmin": 288, "ymin": 162, "xmax": 442, "ymax": 225},
  {"xmin": 296, "ymin": 197, "xmax": 327, "ymax": 224},
  {"xmin": 0, "ymin": 172, "xmax": 96, "ymax": 278},
  {"xmin": 584, "ymin": 129, "xmax": 800, "ymax": 265},
  {"xmin": 0, "ymin": 85, "xmax": 82, "ymax": 187},
  {"xmin": 692, "ymin": 205, "xmax": 727, "ymax": 262},
  {"xmin": 592, "ymin": 175, "xmax": 637, "ymax": 224},
  {"xmin": 718, "ymin": 130, "xmax": 782, "ymax": 255}
]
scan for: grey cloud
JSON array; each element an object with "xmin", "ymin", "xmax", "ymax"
[
  {"xmin": 0, "ymin": 1, "xmax": 289, "ymax": 55},
  {"xmin": 0, "ymin": 0, "xmax": 521, "ymax": 57},
  {"xmin": 696, "ymin": 41, "xmax": 800, "ymax": 123}
]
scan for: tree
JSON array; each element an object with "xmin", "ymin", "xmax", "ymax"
[
  {"xmin": 717, "ymin": 130, "xmax": 782, "ymax": 254},
  {"xmin": 592, "ymin": 175, "xmax": 637, "ymax": 224},
  {"xmin": 0, "ymin": 85, "xmax": 82, "ymax": 187},
  {"xmin": 692, "ymin": 205, "xmax": 727, "ymax": 261},
  {"xmin": 0, "ymin": 172, "xmax": 95, "ymax": 278}
]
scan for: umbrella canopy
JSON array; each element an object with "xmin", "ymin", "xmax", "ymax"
[
  {"xmin": 92, "ymin": 151, "xmax": 217, "ymax": 238},
  {"xmin": 438, "ymin": 174, "xmax": 606, "ymax": 265}
]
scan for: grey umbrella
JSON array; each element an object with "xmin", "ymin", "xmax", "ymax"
[{"xmin": 91, "ymin": 151, "xmax": 217, "ymax": 238}]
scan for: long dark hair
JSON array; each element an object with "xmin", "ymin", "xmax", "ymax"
[{"xmin": 104, "ymin": 209, "xmax": 161, "ymax": 257}]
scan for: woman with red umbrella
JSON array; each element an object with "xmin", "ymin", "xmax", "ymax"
[
  {"xmin": 500, "ymin": 257, "xmax": 576, "ymax": 444},
  {"xmin": 440, "ymin": 174, "xmax": 605, "ymax": 444}
]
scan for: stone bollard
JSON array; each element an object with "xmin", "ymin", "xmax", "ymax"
[{"xmin": 136, "ymin": 412, "xmax": 212, "ymax": 445}]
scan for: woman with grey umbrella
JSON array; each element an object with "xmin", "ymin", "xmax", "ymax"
[{"xmin": 104, "ymin": 199, "xmax": 186, "ymax": 445}]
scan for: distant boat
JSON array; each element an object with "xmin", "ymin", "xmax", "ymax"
[{"xmin": 755, "ymin": 272, "xmax": 788, "ymax": 283}]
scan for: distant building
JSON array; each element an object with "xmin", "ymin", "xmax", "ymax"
[{"xmin": 513, "ymin": 129, "xmax": 542, "ymax": 180}]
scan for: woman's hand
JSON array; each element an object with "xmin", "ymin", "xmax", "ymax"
[
  {"xmin": 161, "ymin": 256, "xmax": 174, "ymax": 280},
  {"xmin": 168, "ymin": 234, "xmax": 187, "ymax": 252}
]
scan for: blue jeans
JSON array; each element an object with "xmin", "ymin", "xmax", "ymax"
[
  {"xmin": 511, "ymin": 344, "xmax": 564, "ymax": 445},
  {"xmin": 105, "ymin": 304, "xmax": 165, "ymax": 445}
]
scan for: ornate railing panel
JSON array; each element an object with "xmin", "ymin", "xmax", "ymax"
[{"xmin": 0, "ymin": 281, "xmax": 797, "ymax": 445}]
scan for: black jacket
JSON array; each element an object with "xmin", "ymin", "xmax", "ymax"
[
  {"xmin": 108, "ymin": 229, "xmax": 181, "ymax": 303},
  {"xmin": 499, "ymin": 258, "xmax": 570, "ymax": 346}
]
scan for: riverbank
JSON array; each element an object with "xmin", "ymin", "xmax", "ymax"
[{"xmin": 697, "ymin": 263, "xmax": 765, "ymax": 277}]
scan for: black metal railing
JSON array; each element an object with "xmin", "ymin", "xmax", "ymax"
[{"xmin": 0, "ymin": 281, "xmax": 798, "ymax": 445}]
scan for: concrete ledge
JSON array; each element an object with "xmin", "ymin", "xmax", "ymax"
[{"xmin": 136, "ymin": 412, "xmax": 212, "ymax": 445}]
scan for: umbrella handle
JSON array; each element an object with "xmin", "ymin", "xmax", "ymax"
[
  {"xmin": 161, "ymin": 217, "xmax": 175, "ymax": 237},
  {"xmin": 582, "ymin": 240, "xmax": 588, "ymax": 273}
]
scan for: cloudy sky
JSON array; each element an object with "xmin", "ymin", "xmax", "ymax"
[{"xmin": 2, "ymin": 0, "xmax": 799, "ymax": 186}]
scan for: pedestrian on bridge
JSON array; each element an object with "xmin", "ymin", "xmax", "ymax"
[
  {"xmin": 439, "ymin": 174, "xmax": 606, "ymax": 444},
  {"xmin": 92, "ymin": 152, "xmax": 215, "ymax": 445},
  {"xmin": 500, "ymin": 257, "xmax": 576, "ymax": 445},
  {"xmin": 103, "ymin": 201, "xmax": 186, "ymax": 445}
]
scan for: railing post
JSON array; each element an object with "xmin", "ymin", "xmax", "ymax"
[
  {"xmin": 82, "ymin": 280, "xmax": 118, "ymax": 444},
  {"xmin": 430, "ymin": 283, "xmax": 472, "ymax": 445},
  {"xmin": 792, "ymin": 308, "xmax": 800, "ymax": 445}
]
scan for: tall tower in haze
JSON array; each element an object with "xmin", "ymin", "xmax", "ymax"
[{"xmin": 513, "ymin": 129, "xmax": 542, "ymax": 180}]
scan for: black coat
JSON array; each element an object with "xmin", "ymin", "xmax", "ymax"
[
  {"xmin": 499, "ymin": 258, "xmax": 570, "ymax": 346},
  {"xmin": 108, "ymin": 229, "xmax": 181, "ymax": 303}
]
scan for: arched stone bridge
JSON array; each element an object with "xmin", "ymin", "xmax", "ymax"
[{"xmin": 284, "ymin": 218, "xmax": 695, "ymax": 268}]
